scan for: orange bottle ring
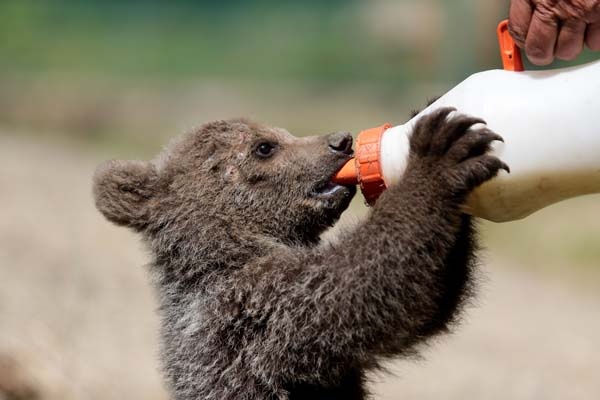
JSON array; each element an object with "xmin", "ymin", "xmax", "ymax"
[{"xmin": 354, "ymin": 123, "xmax": 391, "ymax": 205}]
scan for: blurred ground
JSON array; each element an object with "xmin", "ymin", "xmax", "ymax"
[
  {"xmin": 1, "ymin": 133, "xmax": 598, "ymax": 400},
  {"xmin": 0, "ymin": 134, "xmax": 165, "ymax": 400}
]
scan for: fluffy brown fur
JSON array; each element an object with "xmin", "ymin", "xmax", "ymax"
[{"xmin": 93, "ymin": 108, "xmax": 506, "ymax": 400}]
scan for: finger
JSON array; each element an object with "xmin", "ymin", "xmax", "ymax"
[
  {"xmin": 556, "ymin": 19, "xmax": 586, "ymax": 60},
  {"xmin": 585, "ymin": 22, "xmax": 600, "ymax": 51},
  {"xmin": 525, "ymin": 10, "xmax": 560, "ymax": 65},
  {"xmin": 509, "ymin": 0, "xmax": 534, "ymax": 48}
]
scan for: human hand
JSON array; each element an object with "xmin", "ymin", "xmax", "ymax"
[{"xmin": 509, "ymin": 0, "xmax": 600, "ymax": 65}]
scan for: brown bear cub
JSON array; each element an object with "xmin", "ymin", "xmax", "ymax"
[{"xmin": 93, "ymin": 107, "xmax": 506, "ymax": 400}]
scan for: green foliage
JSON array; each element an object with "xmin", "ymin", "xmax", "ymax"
[{"xmin": 0, "ymin": 0, "xmax": 416, "ymax": 84}]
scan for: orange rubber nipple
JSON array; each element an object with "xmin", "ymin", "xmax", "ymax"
[{"xmin": 333, "ymin": 159, "xmax": 359, "ymax": 186}]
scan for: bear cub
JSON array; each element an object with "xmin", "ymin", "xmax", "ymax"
[{"xmin": 93, "ymin": 108, "xmax": 506, "ymax": 400}]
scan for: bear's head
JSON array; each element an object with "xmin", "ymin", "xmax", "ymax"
[{"xmin": 93, "ymin": 119, "xmax": 355, "ymax": 247}]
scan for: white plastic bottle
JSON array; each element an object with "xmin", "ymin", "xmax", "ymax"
[{"xmin": 334, "ymin": 59, "xmax": 600, "ymax": 222}]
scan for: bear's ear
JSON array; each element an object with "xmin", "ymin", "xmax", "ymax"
[{"xmin": 93, "ymin": 160, "xmax": 159, "ymax": 231}]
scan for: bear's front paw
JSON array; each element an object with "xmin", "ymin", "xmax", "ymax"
[{"xmin": 406, "ymin": 107, "xmax": 509, "ymax": 199}]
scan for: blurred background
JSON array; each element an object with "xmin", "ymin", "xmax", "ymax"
[{"xmin": 1, "ymin": 0, "xmax": 599, "ymax": 399}]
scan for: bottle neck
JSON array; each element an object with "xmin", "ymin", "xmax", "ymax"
[{"xmin": 379, "ymin": 123, "xmax": 411, "ymax": 188}]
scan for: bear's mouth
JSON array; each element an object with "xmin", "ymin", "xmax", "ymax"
[
  {"xmin": 309, "ymin": 170, "xmax": 357, "ymax": 202},
  {"xmin": 309, "ymin": 157, "xmax": 356, "ymax": 202},
  {"xmin": 310, "ymin": 180, "xmax": 349, "ymax": 199}
]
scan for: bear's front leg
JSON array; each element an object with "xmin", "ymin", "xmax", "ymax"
[{"xmin": 235, "ymin": 108, "xmax": 508, "ymax": 399}]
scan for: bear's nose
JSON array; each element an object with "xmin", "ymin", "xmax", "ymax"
[{"xmin": 328, "ymin": 132, "xmax": 353, "ymax": 155}]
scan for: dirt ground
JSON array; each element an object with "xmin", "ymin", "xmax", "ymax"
[{"xmin": 1, "ymin": 133, "xmax": 599, "ymax": 400}]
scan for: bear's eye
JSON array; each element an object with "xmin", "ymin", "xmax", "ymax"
[{"xmin": 254, "ymin": 142, "xmax": 277, "ymax": 159}]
